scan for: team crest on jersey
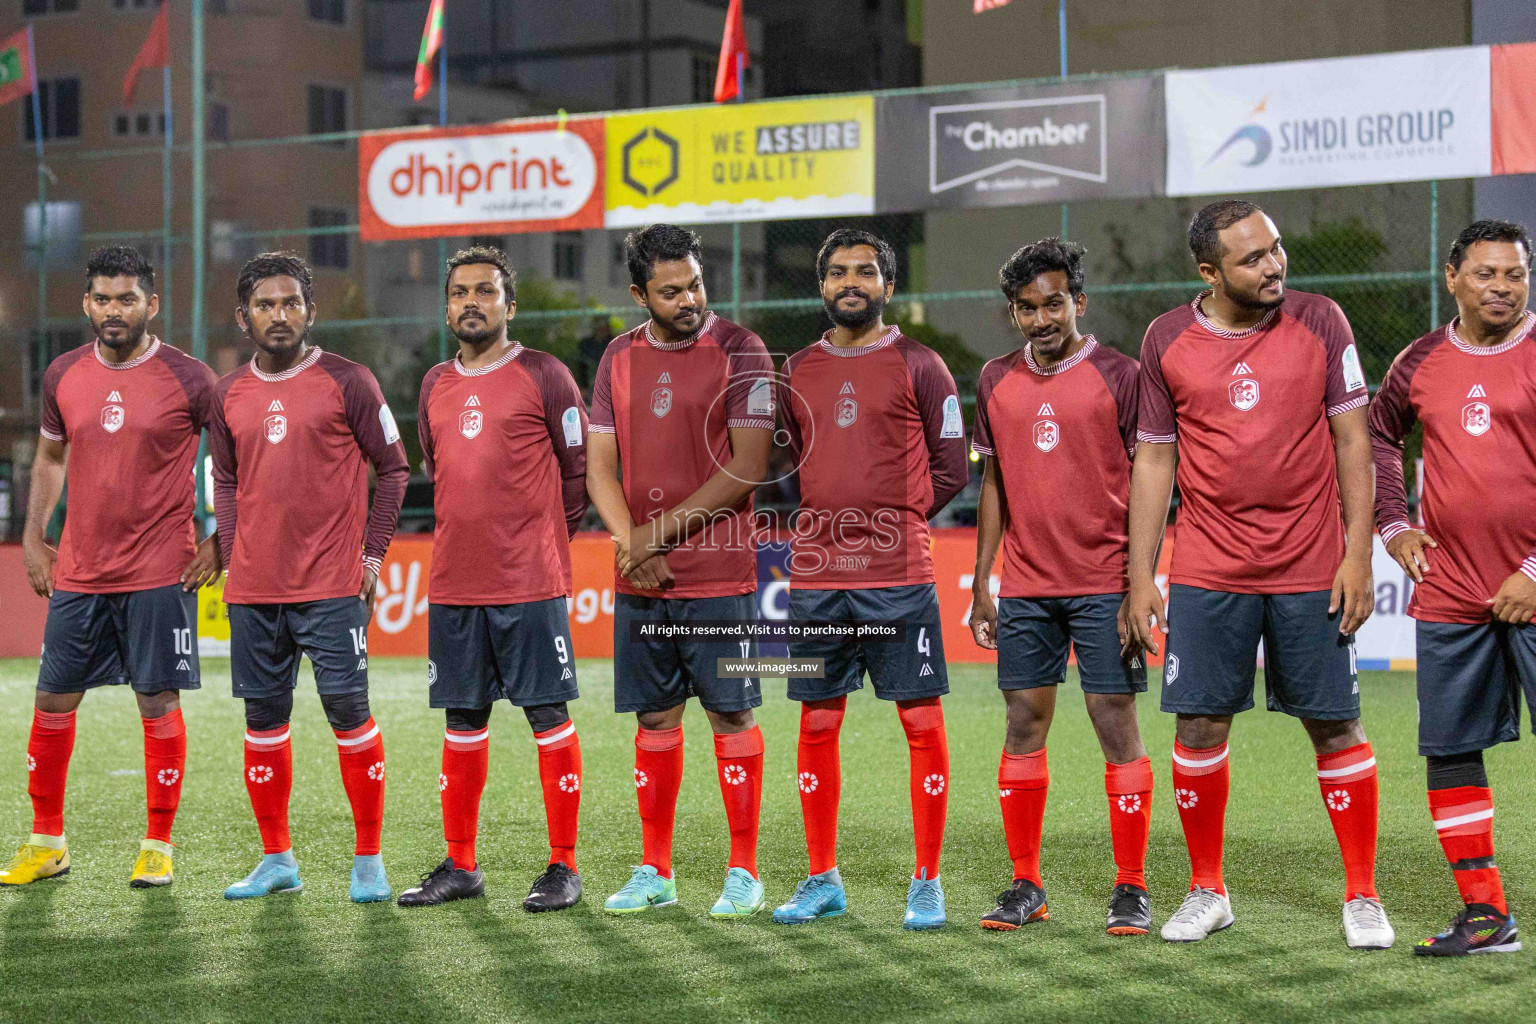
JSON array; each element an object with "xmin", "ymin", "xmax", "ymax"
[
  {"xmin": 651, "ymin": 387, "xmax": 673, "ymax": 418},
  {"xmin": 1228, "ymin": 378, "xmax": 1260, "ymax": 411},
  {"xmin": 460, "ymin": 409, "xmax": 483, "ymax": 439},
  {"xmin": 264, "ymin": 413, "xmax": 287, "ymax": 444},
  {"xmin": 834, "ymin": 396, "xmax": 858, "ymax": 428},
  {"xmin": 1462, "ymin": 401, "xmax": 1491, "ymax": 437},
  {"xmin": 100, "ymin": 404, "xmax": 125, "ymax": 433},
  {"xmin": 1034, "ymin": 419, "xmax": 1059, "ymax": 452}
]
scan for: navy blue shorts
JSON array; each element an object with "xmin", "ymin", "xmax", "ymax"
[
  {"xmin": 786, "ymin": 584, "xmax": 949, "ymax": 702},
  {"xmin": 229, "ymin": 597, "xmax": 370, "ymax": 699},
  {"xmin": 428, "ymin": 599, "xmax": 579, "ymax": 709},
  {"xmin": 39, "ymin": 585, "xmax": 200, "ymax": 694},
  {"xmin": 1160, "ymin": 585, "xmax": 1358, "ymax": 720},
  {"xmin": 998, "ymin": 594, "xmax": 1146, "ymax": 694},
  {"xmin": 614, "ymin": 592, "xmax": 762, "ymax": 714},
  {"xmin": 1415, "ymin": 620, "xmax": 1536, "ymax": 756}
]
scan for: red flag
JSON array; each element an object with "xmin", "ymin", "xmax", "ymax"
[
  {"xmin": 974, "ymin": 0, "xmax": 1014, "ymax": 10},
  {"xmin": 0, "ymin": 27, "xmax": 36, "ymax": 110},
  {"xmin": 414, "ymin": 0, "xmax": 445, "ymax": 102},
  {"xmin": 712, "ymin": 0, "xmax": 748, "ymax": 103},
  {"xmin": 122, "ymin": 1, "xmax": 170, "ymax": 104}
]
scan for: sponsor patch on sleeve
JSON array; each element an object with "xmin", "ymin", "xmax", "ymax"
[
  {"xmin": 562, "ymin": 406, "xmax": 583, "ymax": 447},
  {"xmin": 1342, "ymin": 344, "xmax": 1366, "ymax": 392},
  {"xmin": 940, "ymin": 394, "xmax": 964, "ymax": 438},
  {"xmin": 747, "ymin": 378, "xmax": 774, "ymax": 417},
  {"xmin": 379, "ymin": 403, "xmax": 401, "ymax": 444}
]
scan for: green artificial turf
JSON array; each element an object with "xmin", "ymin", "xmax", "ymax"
[{"xmin": 0, "ymin": 659, "xmax": 1532, "ymax": 1023}]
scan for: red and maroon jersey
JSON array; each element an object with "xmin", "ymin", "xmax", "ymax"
[
  {"xmin": 208, "ymin": 347, "xmax": 409, "ymax": 604},
  {"xmin": 419, "ymin": 343, "xmax": 588, "ymax": 605},
  {"xmin": 589, "ymin": 312, "xmax": 774, "ymax": 599},
  {"xmin": 1370, "ymin": 312, "xmax": 1536, "ymax": 623},
  {"xmin": 40, "ymin": 338, "xmax": 216, "ymax": 593},
  {"xmin": 1136, "ymin": 290, "xmax": 1368, "ymax": 594},
  {"xmin": 778, "ymin": 326, "xmax": 969, "ymax": 590},
  {"xmin": 973, "ymin": 337, "xmax": 1139, "ymax": 598}
]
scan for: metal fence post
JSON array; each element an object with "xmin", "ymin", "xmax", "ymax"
[
  {"xmin": 1428, "ymin": 180, "xmax": 1440, "ymax": 331},
  {"xmin": 191, "ymin": 0, "xmax": 208, "ymax": 522},
  {"xmin": 731, "ymin": 221, "xmax": 742, "ymax": 324}
]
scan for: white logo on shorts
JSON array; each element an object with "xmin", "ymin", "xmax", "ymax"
[{"xmin": 1165, "ymin": 654, "xmax": 1180, "ymax": 685}]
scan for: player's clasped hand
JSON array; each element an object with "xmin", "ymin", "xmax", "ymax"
[
  {"xmin": 1329, "ymin": 552, "xmax": 1373, "ymax": 636},
  {"xmin": 1385, "ymin": 528, "xmax": 1438, "ymax": 583},
  {"xmin": 625, "ymin": 553, "xmax": 675, "ymax": 590},
  {"xmin": 180, "ymin": 534, "xmax": 222, "ymax": 592},
  {"xmin": 22, "ymin": 536, "xmax": 57, "ymax": 598},
  {"xmin": 1124, "ymin": 577, "xmax": 1168, "ymax": 656},
  {"xmin": 969, "ymin": 587, "xmax": 998, "ymax": 650},
  {"xmin": 1486, "ymin": 571, "xmax": 1536, "ymax": 625}
]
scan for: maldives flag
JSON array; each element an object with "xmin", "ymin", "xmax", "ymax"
[
  {"xmin": 413, "ymin": 0, "xmax": 445, "ymax": 102},
  {"xmin": 122, "ymin": 0, "xmax": 170, "ymax": 104},
  {"xmin": 712, "ymin": 0, "xmax": 748, "ymax": 103},
  {"xmin": 0, "ymin": 27, "xmax": 35, "ymax": 110}
]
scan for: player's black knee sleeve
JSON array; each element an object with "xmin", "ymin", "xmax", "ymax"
[
  {"xmin": 446, "ymin": 705, "xmax": 493, "ymax": 732},
  {"xmin": 1427, "ymin": 750, "xmax": 1487, "ymax": 790},
  {"xmin": 244, "ymin": 693, "xmax": 294, "ymax": 732},
  {"xmin": 319, "ymin": 691, "xmax": 371, "ymax": 732},
  {"xmin": 523, "ymin": 702, "xmax": 570, "ymax": 733}
]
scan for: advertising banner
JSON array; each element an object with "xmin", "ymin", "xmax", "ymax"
[
  {"xmin": 1166, "ymin": 46, "xmax": 1491, "ymax": 197},
  {"xmin": 358, "ymin": 118, "xmax": 606, "ymax": 241},
  {"xmin": 875, "ymin": 75, "xmax": 1164, "ymax": 212},
  {"xmin": 604, "ymin": 95, "xmax": 876, "ymax": 227}
]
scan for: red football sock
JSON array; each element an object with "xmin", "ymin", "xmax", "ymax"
[
  {"xmin": 535, "ymin": 719, "xmax": 582, "ymax": 871},
  {"xmin": 797, "ymin": 698, "xmax": 845, "ymax": 875},
  {"xmin": 898, "ymin": 698, "xmax": 949, "ymax": 879},
  {"xmin": 714, "ymin": 726, "xmax": 764, "ymax": 877},
  {"xmin": 442, "ymin": 725, "xmax": 490, "ymax": 870},
  {"xmin": 1105, "ymin": 756, "xmax": 1153, "ymax": 889},
  {"xmin": 1172, "ymin": 740, "xmax": 1229, "ymax": 894},
  {"xmin": 1316, "ymin": 742, "xmax": 1379, "ymax": 899},
  {"xmin": 334, "ymin": 718, "xmax": 386, "ymax": 857},
  {"xmin": 635, "ymin": 726, "xmax": 684, "ymax": 878},
  {"xmin": 243, "ymin": 724, "xmax": 293, "ymax": 854},
  {"xmin": 1429, "ymin": 785, "xmax": 1506, "ymax": 913},
  {"xmin": 27, "ymin": 709, "xmax": 76, "ymax": 838},
  {"xmin": 142, "ymin": 709, "xmax": 187, "ymax": 844},
  {"xmin": 998, "ymin": 748, "xmax": 1049, "ymax": 886}
]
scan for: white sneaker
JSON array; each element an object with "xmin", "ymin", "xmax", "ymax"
[
  {"xmin": 1343, "ymin": 896, "xmax": 1394, "ymax": 949},
  {"xmin": 1160, "ymin": 886, "xmax": 1233, "ymax": 942}
]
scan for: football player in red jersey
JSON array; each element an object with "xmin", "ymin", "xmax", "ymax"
[
  {"xmin": 1125, "ymin": 201, "xmax": 1390, "ymax": 948},
  {"xmin": 208, "ymin": 252, "xmax": 408, "ymax": 903},
  {"xmin": 969, "ymin": 238, "xmax": 1152, "ymax": 935},
  {"xmin": 398, "ymin": 247, "xmax": 588, "ymax": 912},
  {"xmin": 1370, "ymin": 220, "xmax": 1534, "ymax": 956},
  {"xmin": 3, "ymin": 247, "xmax": 217, "ymax": 890}
]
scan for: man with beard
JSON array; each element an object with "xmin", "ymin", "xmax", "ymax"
[
  {"xmin": 968, "ymin": 238, "xmax": 1152, "ymax": 935},
  {"xmin": 1124, "ymin": 201, "xmax": 1389, "ymax": 948},
  {"xmin": 3, "ymin": 247, "xmax": 218, "ymax": 889},
  {"xmin": 772, "ymin": 229, "xmax": 968, "ymax": 930},
  {"xmin": 1370, "ymin": 220, "xmax": 1535, "ymax": 956},
  {"xmin": 208, "ymin": 252, "xmax": 408, "ymax": 903},
  {"xmin": 397, "ymin": 247, "xmax": 588, "ymax": 911},
  {"xmin": 587, "ymin": 224, "xmax": 774, "ymax": 919}
]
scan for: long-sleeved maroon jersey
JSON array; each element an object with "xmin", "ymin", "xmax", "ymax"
[
  {"xmin": 419, "ymin": 343, "xmax": 588, "ymax": 605},
  {"xmin": 778, "ymin": 326, "xmax": 969, "ymax": 589},
  {"xmin": 209, "ymin": 347, "xmax": 408, "ymax": 604},
  {"xmin": 40, "ymin": 338, "xmax": 216, "ymax": 593},
  {"xmin": 1370, "ymin": 311, "xmax": 1536, "ymax": 623}
]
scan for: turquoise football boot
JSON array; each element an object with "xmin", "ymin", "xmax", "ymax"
[
  {"xmin": 350, "ymin": 853, "xmax": 392, "ymax": 903},
  {"xmin": 603, "ymin": 865, "xmax": 678, "ymax": 914},
  {"xmin": 710, "ymin": 867, "xmax": 766, "ymax": 919},
  {"xmin": 772, "ymin": 869, "xmax": 848, "ymax": 924},
  {"xmin": 903, "ymin": 869, "xmax": 946, "ymax": 930},
  {"xmin": 224, "ymin": 850, "xmax": 302, "ymax": 900}
]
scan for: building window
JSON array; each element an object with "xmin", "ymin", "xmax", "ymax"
[
  {"xmin": 553, "ymin": 232, "xmax": 584, "ymax": 281},
  {"xmin": 207, "ymin": 102, "xmax": 230, "ymax": 142},
  {"xmin": 609, "ymin": 237, "xmax": 628, "ymax": 287},
  {"xmin": 23, "ymin": 0, "xmax": 79, "ymax": 14},
  {"xmin": 307, "ymin": 0, "xmax": 344, "ymax": 24},
  {"xmin": 24, "ymin": 78, "xmax": 81, "ymax": 142},
  {"xmin": 112, "ymin": 110, "xmax": 166, "ymax": 138},
  {"xmin": 691, "ymin": 53, "xmax": 718, "ymax": 104},
  {"xmin": 111, "ymin": 0, "xmax": 162, "ymax": 9},
  {"xmin": 306, "ymin": 84, "xmax": 347, "ymax": 142},
  {"xmin": 468, "ymin": 234, "xmax": 505, "ymax": 252},
  {"xmin": 309, "ymin": 208, "xmax": 350, "ymax": 269}
]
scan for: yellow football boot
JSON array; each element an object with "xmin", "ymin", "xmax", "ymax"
[
  {"xmin": 0, "ymin": 835, "xmax": 70, "ymax": 885},
  {"xmin": 130, "ymin": 839, "xmax": 175, "ymax": 888}
]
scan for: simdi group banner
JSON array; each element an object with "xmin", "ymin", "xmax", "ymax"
[
  {"xmin": 1165, "ymin": 46, "xmax": 1493, "ymax": 197},
  {"xmin": 875, "ymin": 75, "xmax": 1164, "ymax": 213},
  {"xmin": 604, "ymin": 95, "xmax": 876, "ymax": 227},
  {"xmin": 357, "ymin": 118, "xmax": 606, "ymax": 241}
]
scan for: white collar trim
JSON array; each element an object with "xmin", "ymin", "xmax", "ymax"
[
  {"xmin": 250, "ymin": 345, "xmax": 323, "ymax": 382},
  {"xmin": 644, "ymin": 310, "xmax": 717, "ymax": 351},
  {"xmin": 1191, "ymin": 290, "xmax": 1279, "ymax": 339},
  {"xmin": 1024, "ymin": 335, "xmax": 1097, "ymax": 376},
  {"xmin": 95, "ymin": 336, "xmax": 160, "ymax": 370},
  {"xmin": 818, "ymin": 323, "xmax": 900, "ymax": 357},
  {"xmin": 1447, "ymin": 310, "xmax": 1534, "ymax": 356},
  {"xmin": 452, "ymin": 342, "xmax": 524, "ymax": 375}
]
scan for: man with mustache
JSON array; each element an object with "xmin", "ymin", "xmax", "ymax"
[
  {"xmin": 1370, "ymin": 220, "xmax": 1534, "ymax": 956},
  {"xmin": 967, "ymin": 238, "xmax": 1152, "ymax": 935},
  {"xmin": 773, "ymin": 229, "xmax": 968, "ymax": 930},
  {"xmin": 1124, "ymin": 201, "xmax": 1389, "ymax": 948},
  {"xmin": 3, "ymin": 247, "xmax": 217, "ymax": 890},
  {"xmin": 587, "ymin": 224, "xmax": 775, "ymax": 918},
  {"xmin": 398, "ymin": 247, "xmax": 588, "ymax": 912},
  {"xmin": 208, "ymin": 252, "xmax": 408, "ymax": 903}
]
